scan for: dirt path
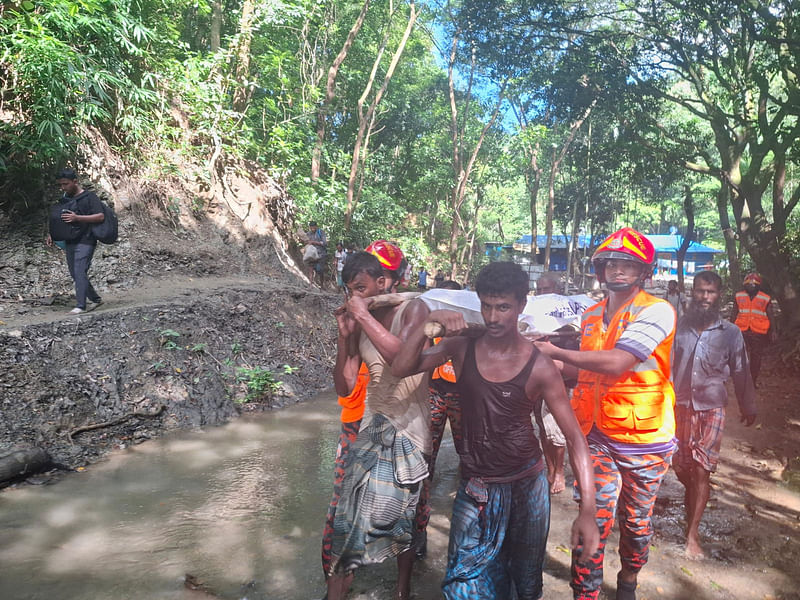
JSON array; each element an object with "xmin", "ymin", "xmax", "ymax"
[{"xmin": 0, "ymin": 274, "xmax": 331, "ymax": 329}]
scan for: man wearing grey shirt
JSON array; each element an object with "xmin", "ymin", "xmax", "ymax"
[{"xmin": 672, "ymin": 270, "xmax": 756, "ymax": 560}]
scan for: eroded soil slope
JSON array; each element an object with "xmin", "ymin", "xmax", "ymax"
[{"xmin": 1, "ymin": 278, "xmax": 338, "ymax": 469}]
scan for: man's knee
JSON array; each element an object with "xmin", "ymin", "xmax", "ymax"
[{"xmin": 672, "ymin": 461, "xmax": 690, "ymax": 484}]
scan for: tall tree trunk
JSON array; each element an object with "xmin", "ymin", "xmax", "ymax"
[
  {"xmin": 344, "ymin": 1, "xmax": 418, "ymax": 231},
  {"xmin": 525, "ymin": 142, "xmax": 542, "ymax": 267},
  {"xmin": 446, "ymin": 62, "xmax": 506, "ymax": 276},
  {"xmin": 210, "ymin": 0, "xmax": 222, "ymax": 52},
  {"xmin": 311, "ymin": 0, "xmax": 371, "ymax": 183},
  {"xmin": 543, "ymin": 97, "xmax": 597, "ymax": 270},
  {"xmin": 298, "ymin": 1, "xmax": 331, "ymax": 108},
  {"xmin": 231, "ymin": 0, "xmax": 255, "ymax": 113},
  {"xmin": 428, "ymin": 201, "xmax": 439, "ymax": 245},
  {"xmin": 566, "ymin": 189, "xmax": 579, "ymax": 285},
  {"xmin": 676, "ymin": 184, "xmax": 695, "ymax": 290},
  {"xmin": 723, "ymin": 164, "xmax": 800, "ymax": 331},
  {"xmin": 716, "ymin": 183, "xmax": 740, "ymax": 289},
  {"xmin": 457, "ymin": 188, "xmax": 484, "ymax": 281},
  {"xmin": 510, "ymin": 99, "xmax": 544, "ymax": 269},
  {"xmin": 445, "ymin": 30, "xmax": 466, "ymax": 278}
]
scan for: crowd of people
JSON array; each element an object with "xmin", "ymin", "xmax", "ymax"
[
  {"xmin": 318, "ymin": 226, "xmax": 770, "ymax": 600},
  {"xmin": 300, "ymin": 220, "xmax": 464, "ymax": 295},
  {"xmin": 43, "ymin": 180, "xmax": 771, "ymax": 597}
]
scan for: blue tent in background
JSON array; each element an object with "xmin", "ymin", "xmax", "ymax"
[
  {"xmin": 512, "ymin": 232, "xmax": 723, "ymax": 275},
  {"xmin": 512, "ymin": 234, "xmax": 599, "ymax": 271},
  {"xmin": 646, "ymin": 234, "xmax": 723, "ymax": 275}
]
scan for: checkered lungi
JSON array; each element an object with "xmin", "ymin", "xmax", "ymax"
[
  {"xmin": 329, "ymin": 413, "xmax": 428, "ymax": 575},
  {"xmin": 322, "ymin": 419, "xmax": 361, "ymax": 575},
  {"xmin": 674, "ymin": 405, "xmax": 726, "ymax": 473}
]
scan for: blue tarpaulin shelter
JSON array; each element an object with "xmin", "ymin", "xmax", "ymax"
[
  {"xmin": 646, "ymin": 234, "xmax": 723, "ymax": 275},
  {"xmin": 512, "ymin": 233, "xmax": 722, "ymax": 275},
  {"xmin": 512, "ymin": 234, "xmax": 597, "ymax": 271}
]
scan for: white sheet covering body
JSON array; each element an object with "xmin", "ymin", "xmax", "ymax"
[{"xmin": 418, "ymin": 289, "xmax": 593, "ymax": 333}]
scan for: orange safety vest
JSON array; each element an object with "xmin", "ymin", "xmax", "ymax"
[
  {"xmin": 571, "ymin": 290, "xmax": 676, "ymax": 444},
  {"xmin": 431, "ymin": 337, "xmax": 457, "ymax": 383},
  {"xmin": 734, "ymin": 291, "xmax": 771, "ymax": 334},
  {"xmin": 338, "ymin": 362, "xmax": 369, "ymax": 423}
]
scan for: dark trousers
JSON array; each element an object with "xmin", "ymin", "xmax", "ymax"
[
  {"xmin": 415, "ymin": 380, "xmax": 462, "ymax": 535},
  {"xmin": 65, "ymin": 242, "xmax": 101, "ymax": 308},
  {"xmin": 743, "ymin": 330, "xmax": 768, "ymax": 384}
]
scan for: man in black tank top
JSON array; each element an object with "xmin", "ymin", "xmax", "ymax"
[{"xmin": 393, "ymin": 261, "xmax": 599, "ymax": 600}]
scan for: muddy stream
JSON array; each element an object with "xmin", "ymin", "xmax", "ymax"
[
  {"xmin": 0, "ymin": 393, "xmax": 458, "ymax": 600},
  {"xmin": 2, "ymin": 391, "xmax": 799, "ymax": 600}
]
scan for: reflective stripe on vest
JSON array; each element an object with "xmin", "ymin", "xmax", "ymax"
[
  {"xmin": 734, "ymin": 291, "xmax": 771, "ymax": 334},
  {"xmin": 571, "ymin": 290, "xmax": 676, "ymax": 444}
]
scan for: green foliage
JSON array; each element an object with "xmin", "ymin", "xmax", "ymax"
[
  {"xmin": 3, "ymin": 0, "xmax": 797, "ymax": 314},
  {"xmin": 158, "ymin": 328, "xmax": 181, "ymax": 350},
  {"xmin": 235, "ymin": 366, "xmax": 281, "ymax": 403},
  {"xmin": 0, "ymin": 0, "xmax": 159, "ymax": 173}
]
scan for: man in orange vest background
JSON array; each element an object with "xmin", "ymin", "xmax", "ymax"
[
  {"xmin": 731, "ymin": 272, "xmax": 776, "ymax": 386},
  {"xmin": 535, "ymin": 227, "xmax": 676, "ymax": 600}
]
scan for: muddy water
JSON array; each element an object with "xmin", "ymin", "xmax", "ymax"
[
  {"xmin": 0, "ymin": 393, "xmax": 458, "ymax": 600},
  {"xmin": 5, "ymin": 393, "xmax": 800, "ymax": 600}
]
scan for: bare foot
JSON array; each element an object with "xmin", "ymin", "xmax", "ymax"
[
  {"xmin": 685, "ymin": 538, "xmax": 705, "ymax": 560},
  {"xmin": 550, "ymin": 472, "xmax": 565, "ymax": 494}
]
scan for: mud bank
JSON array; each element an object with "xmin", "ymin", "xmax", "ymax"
[{"xmin": 0, "ymin": 281, "xmax": 338, "ymax": 472}]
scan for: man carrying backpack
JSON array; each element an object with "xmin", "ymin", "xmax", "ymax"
[{"xmin": 46, "ymin": 168, "xmax": 105, "ymax": 314}]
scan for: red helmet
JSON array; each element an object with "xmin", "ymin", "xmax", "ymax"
[
  {"xmin": 365, "ymin": 240, "xmax": 405, "ymax": 272},
  {"xmin": 743, "ymin": 272, "xmax": 762, "ymax": 286},
  {"xmin": 592, "ymin": 227, "xmax": 655, "ymax": 287}
]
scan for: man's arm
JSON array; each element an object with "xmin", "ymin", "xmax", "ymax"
[
  {"xmin": 348, "ymin": 297, "xmax": 429, "ymax": 365},
  {"xmin": 537, "ymin": 300, "xmax": 674, "ymax": 377},
  {"xmin": 529, "ymin": 354, "xmax": 599, "ymax": 562},
  {"xmin": 535, "ymin": 342, "xmax": 639, "ymax": 377},
  {"xmin": 310, "ymin": 229, "xmax": 327, "ymax": 247},
  {"xmin": 391, "ymin": 310, "xmax": 468, "ymax": 378},
  {"xmin": 333, "ymin": 308, "xmax": 362, "ymax": 397},
  {"xmin": 62, "ymin": 192, "xmax": 105, "ymax": 224},
  {"xmin": 729, "ymin": 327, "xmax": 757, "ymax": 425},
  {"xmin": 61, "ymin": 211, "xmax": 104, "ymax": 224}
]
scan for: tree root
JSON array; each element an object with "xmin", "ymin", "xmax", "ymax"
[{"xmin": 68, "ymin": 404, "xmax": 166, "ymax": 442}]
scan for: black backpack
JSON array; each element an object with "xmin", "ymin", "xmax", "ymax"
[
  {"xmin": 49, "ymin": 194, "xmax": 86, "ymax": 242},
  {"xmin": 92, "ymin": 200, "xmax": 119, "ymax": 244}
]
